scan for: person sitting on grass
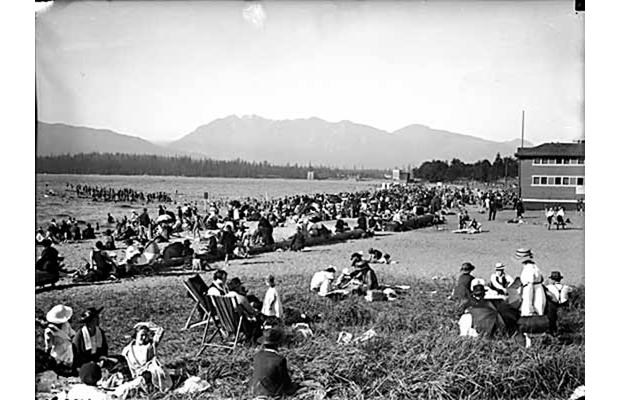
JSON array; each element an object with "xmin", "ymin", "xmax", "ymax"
[
  {"xmin": 82, "ymin": 223, "xmax": 96, "ymax": 240},
  {"xmin": 334, "ymin": 218, "xmax": 350, "ymax": 233},
  {"xmin": 349, "ymin": 252, "xmax": 379, "ymax": 291},
  {"xmin": 121, "ymin": 322, "xmax": 172, "ymax": 393},
  {"xmin": 262, "ymin": 275, "xmax": 284, "ymax": 321},
  {"xmin": 102, "ymin": 229, "xmax": 116, "ymax": 250},
  {"xmin": 249, "ymin": 328, "xmax": 299, "ymax": 398},
  {"xmin": 310, "ymin": 266, "xmax": 336, "ymax": 296},
  {"xmin": 452, "ymin": 262, "xmax": 476, "ymax": 309},
  {"xmin": 85, "ymin": 241, "xmax": 118, "ymax": 281},
  {"xmin": 61, "ymin": 362, "xmax": 111, "ymax": 400},
  {"xmin": 42, "ymin": 304, "xmax": 76, "ymax": 375},
  {"xmin": 289, "ymin": 225, "xmax": 306, "ymax": 252},
  {"xmin": 72, "ymin": 307, "xmax": 109, "ymax": 369},
  {"xmin": 36, "ymin": 239, "xmax": 63, "ymax": 285},
  {"xmin": 488, "ymin": 263, "xmax": 514, "ymax": 296}
]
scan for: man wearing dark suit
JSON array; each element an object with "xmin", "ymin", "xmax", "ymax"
[{"xmin": 249, "ymin": 328, "xmax": 299, "ymax": 397}]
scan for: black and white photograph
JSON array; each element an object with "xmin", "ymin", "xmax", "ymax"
[{"xmin": 33, "ymin": 1, "xmax": 586, "ymax": 399}]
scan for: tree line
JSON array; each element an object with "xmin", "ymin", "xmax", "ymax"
[
  {"xmin": 36, "ymin": 152, "xmax": 519, "ymax": 183},
  {"xmin": 35, "ymin": 153, "xmax": 387, "ymax": 180},
  {"xmin": 411, "ymin": 153, "xmax": 519, "ymax": 183}
]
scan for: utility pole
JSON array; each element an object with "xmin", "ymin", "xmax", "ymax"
[{"xmin": 518, "ymin": 110, "xmax": 525, "ymax": 198}]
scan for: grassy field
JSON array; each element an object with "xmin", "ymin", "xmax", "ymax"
[{"xmin": 35, "ymin": 208, "xmax": 585, "ymax": 399}]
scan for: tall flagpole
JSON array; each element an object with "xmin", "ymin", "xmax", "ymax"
[{"xmin": 518, "ymin": 110, "xmax": 525, "ymax": 198}]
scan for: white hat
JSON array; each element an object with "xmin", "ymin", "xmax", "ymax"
[
  {"xmin": 495, "ymin": 262, "xmax": 506, "ymax": 271},
  {"xmin": 46, "ymin": 304, "xmax": 73, "ymax": 324},
  {"xmin": 383, "ymin": 288, "xmax": 397, "ymax": 301}
]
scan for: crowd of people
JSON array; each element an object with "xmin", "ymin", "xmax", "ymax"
[
  {"xmin": 67, "ymin": 183, "xmax": 173, "ymax": 203},
  {"xmin": 36, "ymin": 182, "xmax": 525, "ymax": 288},
  {"xmin": 452, "ymin": 247, "xmax": 572, "ymax": 345}
]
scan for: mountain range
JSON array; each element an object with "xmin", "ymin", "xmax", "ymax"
[{"xmin": 37, "ymin": 116, "xmax": 530, "ymax": 169}]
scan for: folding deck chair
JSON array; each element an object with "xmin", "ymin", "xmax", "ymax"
[
  {"xmin": 194, "ymin": 295, "xmax": 245, "ymax": 356},
  {"xmin": 182, "ymin": 274, "xmax": 220, "ymax": 357}
]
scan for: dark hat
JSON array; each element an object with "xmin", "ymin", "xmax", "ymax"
[
  {"xmin": 79, "ymin": 362, "xmax": 102, "ymax": 386},
  {"xmin": 41, "ymin": 239, "xmax": 52, "ymax": 247},
  {"xmin": 350, "ymin": 251, "xmax": 363, "ymax": 260},
  {"xmin": 258, "ymin": 328, "xmax": 284, "ymax": 346},
  {"xmin": 228, "ymin": 277, "xmax": 242, "ymax": 289},
  {"xmin": 104, "ymin": 229, "xmax": 113, "ymax": 235},
  {"xmin": 472, "ymin": 284, "xmax": 486, "ymax": 296},
  {"xmin": 549, "ymin": 271, "xmax": 564, "ymax": 281},
  {"xmin": 460, "ymin": 262, "xmax": 475, "ymax": 272},
  {"xmin": 79, "ymin": 307, "xmax": 104, "ymax": 323}
]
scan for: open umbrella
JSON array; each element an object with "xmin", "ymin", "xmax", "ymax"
[{"xmin": 156, "ymin": 214, "xmax": 172, "ymax": 224}]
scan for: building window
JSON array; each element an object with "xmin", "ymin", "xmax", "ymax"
[
  {"xmin": 562, "ymin": 158, "xmax": 570, "ymax": 164},
  {"xmin": 540, "ymin": 177, "xmax": 547, "ymax": 185},
  {"xmin": 569, "ymin": 177, "xmax": 577, "ymax": 185},
  {"xmin": 569, "ymin": 158, "xmax": 578, "ymax": 164},
  {"xmin": 562, "ymin": 177, "xmax": 569, "ymax": 185},
  {"xmin": 548, "ymin": 158, "xmax": 556, "ymax": 165},
  {"xmin": 541, "ymin": 158, "xmax": 548, "ymax": 165},
  {"xmin": 533, "ymin": 177, "xmax": 540, "ymax": 185},
  {"xmin": 577, "ymin": 158, "xmax": 584, "ymax": 165},
  {"xmin": 533, "ymin": 158, "xmax": 542, "ymax": 165},
  {"xmin": 577, "ymin": 177, "xmax": 584, "ymax": 185},
  {"xmin": 554, "ymin": 177, "xmax": 561, "ymax": 185}
]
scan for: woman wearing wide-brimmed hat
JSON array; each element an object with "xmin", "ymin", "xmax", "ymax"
[
  {"xmin": 72, "ymin": 307, "xmax": 109, "ymax": 369},
  {"xmin": 43, "ymin": 304, "xmax": 76, "ymax": 370},
  {"xmin": 452, "ymin": 262, "xmax": 476, "ymax": 308},
  {"xmin": 514, "ymin": 248, "xmax": 546, "ymax": 317},
  {"xmin": 249, "ymin": 328, "xmax": 299, "ymax": 397}
]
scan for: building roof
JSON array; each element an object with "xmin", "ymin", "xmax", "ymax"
[{"xmin": 515, "ymin": 142, "xmax": 585, "ymax": 158}]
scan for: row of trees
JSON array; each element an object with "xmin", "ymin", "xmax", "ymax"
[
  {"xmin": 411, "ymin": 153, "xmax": 519, "ymax": 183},
  {"xmin": 36, "ymin": 152, "xmax": 518, "ymax": 183},
  {"xmin": 35, "ymin": 153, "xmax": 387, "ymax": 180}
]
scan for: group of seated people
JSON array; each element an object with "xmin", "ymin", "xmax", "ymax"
[
  {"xmin": 39, "ymin": 304, "xmax": 173, "ymax": 399},
  {"xmin": 452, "ymin": 248, "xmax": 572, "ymax": 343},
  {"xmin": 453, "ymin": 209, "xmax": 483, "ymax": 234},
  {"xmin": 36, "ymin": 218, "xmax": 97, "ymax": 245},
  {"xmin": 309, "ymin": 250, "xmax": 382, "ymax": 298}
]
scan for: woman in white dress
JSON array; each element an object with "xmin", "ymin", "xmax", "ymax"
[
  {"xmin": 121, "ymin": 322, "xmax": 172, "ymax": 393},
  {"xmin": 515, "ymin": 248, "xmax": 546, "ymax": 316}
]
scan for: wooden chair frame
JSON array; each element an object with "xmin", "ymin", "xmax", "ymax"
[{"xmin": 195, "ymin": 295, "xmax": 244, "ymax": 356}]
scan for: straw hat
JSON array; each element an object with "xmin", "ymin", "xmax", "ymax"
[
  {"xmin": 495, "ymin": 262, "xmax": 506, "ymax": 271},
  {"xmin": 258, "ymin": 328, "xmax": 284, "ymax": 345},
  {"xmin": 514, "ymin": 248, "xmax": 533, "ymax": 263},
  {"xmin": 46, "ymin": 305, "xmax": 73, "ymax": 324}
]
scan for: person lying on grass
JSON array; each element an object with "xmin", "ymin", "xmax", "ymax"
[
  {"xmin": 121, "ymin": 322, "xmax": 172, "ymax": 393},
  {"xmin": 368, "ymin": 248, "xmax": 391, "ymax": 264},
  {"xmin": 249, "ymin": 328, "xmax": 299, "ymax": 398}
]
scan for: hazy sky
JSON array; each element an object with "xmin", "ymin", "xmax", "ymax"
[{"xmin": 35, "ymin": 1, "xmax": 584, "ymax": 144}]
